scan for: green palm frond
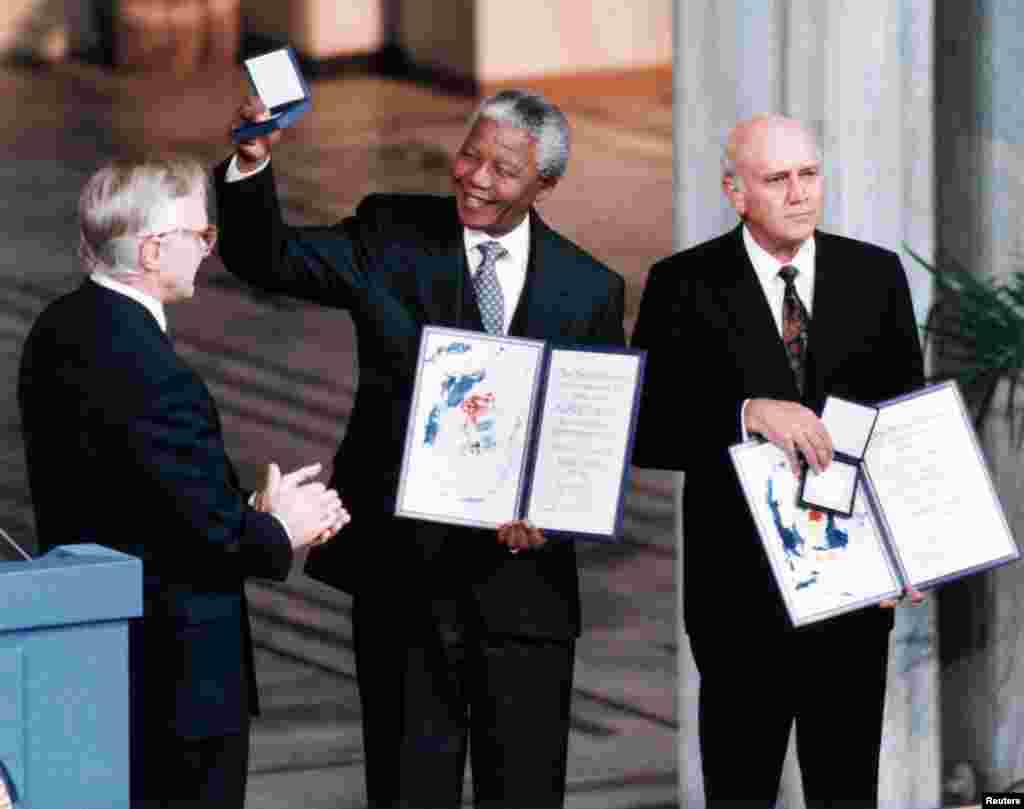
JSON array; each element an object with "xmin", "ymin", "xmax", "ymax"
[{"xmin": 906, "ymin": 245, "xmax": 1024, "ymax": 443}]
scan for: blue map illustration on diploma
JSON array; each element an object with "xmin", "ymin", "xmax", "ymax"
[
  {"xmin": 763, "ymin": 457, "xmax": 889, "ymax": 607},
  {"xmin": 419, "ymin": 340, "xmax": 525, "ymax": 502}
]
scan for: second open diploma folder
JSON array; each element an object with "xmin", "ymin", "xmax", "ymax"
[
  {"xmin": 395, "ymin": 326, "xmax": 646, "ymax": 541},
  {"xmin": 730, "ymin": 381, "xmax": 1019, "ymax": 626}
]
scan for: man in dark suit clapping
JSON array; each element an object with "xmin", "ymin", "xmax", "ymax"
[
  {"xmin": 631, "ymin": 115, "xmax": 925, "ymax": 808},
  {"xmin": 215, "ymin": 89, "xmax": 626, "ymax": 808},
  {"xmin": 18, "ymin": 156, "xmax": 349, "ymax": 808}
]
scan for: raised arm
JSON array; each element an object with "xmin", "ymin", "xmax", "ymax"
[{"xmin": 213, "ymin": 95, "xmax": 370, "ymax": 309}]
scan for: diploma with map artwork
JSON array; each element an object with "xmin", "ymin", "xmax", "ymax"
[
  {"xmin": 395, "ymin": 326, "xmax": 645, "ymax": 541},
  {"xmin": 730, "ymin": 381, "xmax": 1019, "ymax": 626}
]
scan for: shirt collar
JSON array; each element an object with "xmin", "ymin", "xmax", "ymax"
[
  {"xmin": 463, "ymin": 215, "xmax": 531, "ymax": 270},
  {"xmin": 742, "ymin": 225, "xmax": 816, "ymax": 286},
  {"xmin": 90, "ymin": 271, "xmax": 168, "ymax": 333}
]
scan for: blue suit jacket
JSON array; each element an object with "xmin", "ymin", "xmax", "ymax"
[
  {"xmin": 18, "ymin": 279, "xmax": 293, "ymax": 740},
  {"xmin": 215, "ymin": 160, "xmax": 626, "ymax": 640}
]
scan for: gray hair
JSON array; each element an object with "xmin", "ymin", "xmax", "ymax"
[
  {"xmin": 78, "ymin": 156, "xmax": 208, "ymax": 278},
  {"xmin": 470, "ymin": 89, "xmax": 571, "ymax": 180}
]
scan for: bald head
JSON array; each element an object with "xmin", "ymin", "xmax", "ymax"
[
  {"xmin": 723, "ymin": 115, "xmax": 820, "ymax": 189},
  {"xmin": 721, "ymin": 115, "xmax": 824, "ymax": 262}
]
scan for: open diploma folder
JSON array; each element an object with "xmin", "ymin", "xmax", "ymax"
[
  {"xmin": 230, "ymin": 47, "xmax": 311, "ymax": 143},
  {"xmin": 730, "ymin": 381, "xmax": 1019, "ymax": 626},
  {"xmin": 395, "ymin": 326, "xmax": 645, "ymax": 540}
]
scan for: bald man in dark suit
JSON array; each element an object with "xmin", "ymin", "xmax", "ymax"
[{"xmin": 631, "ymin": 115, "xmax": 924, "ymax": 808}]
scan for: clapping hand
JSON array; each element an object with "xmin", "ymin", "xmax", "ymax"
[{"xmin": 256, "ymin": 462, "xmax": 350, "ymax": 550}]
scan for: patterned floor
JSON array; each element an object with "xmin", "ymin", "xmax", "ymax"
[{"xmin": 0, "ymin": 61, "xmax": 678, "ymax": 807}]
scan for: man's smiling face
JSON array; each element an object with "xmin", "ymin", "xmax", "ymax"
[{"xmin": 451, "ymin": 117, "xmax": 557, "ymax": 237}]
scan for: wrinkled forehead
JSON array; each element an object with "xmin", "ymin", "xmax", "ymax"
[
  {"xmin": 464, "ymin": 117, "xmax": 537, "ymax": 166},
  {"xmin": 734, "ymin": 120, "xmax": 820, "ymax": 173},
  {"xmin": 159, "ymin": 189, "xmax": 208, "ymax": 229}
]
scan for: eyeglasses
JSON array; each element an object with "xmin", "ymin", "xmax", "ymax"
[{"xmin": 143, "ymin": 225, "xmax": 218, "ymax": 257}]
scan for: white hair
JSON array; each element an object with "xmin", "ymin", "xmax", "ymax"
[
  {"xmin": 470, "ymin": 89, "xmax": 571, "ymax": 180},
  {"xmin": 78, "ymin": 156, "xmax": 208, "ymax": 278}
]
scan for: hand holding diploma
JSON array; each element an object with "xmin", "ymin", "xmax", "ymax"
[
  {"xmin": 731, "ymin": 383, "xmax": 1016, "ymax": 626},
  {"xmin": 879, "ymin": 588, "xmax": 926, "ymax": 609},
  {"xmin": 746, "ymin": 398, "xmax": 833, "ymax": 475},
  {"xmin": 497, "ymin": 520, "xmax": 547, "ymax": 554},
  {"xmin": 256, "ymin": 461, "xmax": 350, "ymax": 549}
]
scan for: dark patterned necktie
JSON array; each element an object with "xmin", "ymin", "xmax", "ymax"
[
  {"xmin": 473, "ymin": 240, "xmax": 507, "ymax": 335},
  {"xmin": 779, "ymin": 265, "xmax": 809, "ymax": 394}
]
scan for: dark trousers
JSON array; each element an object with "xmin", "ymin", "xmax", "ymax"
[
  {"xmin": 129, "ymin": 622, "xmax": 252, "ymax": 809},
  {"xmin": 131, "ymin": 724, "xmax": 250, "ymax": 809},
  {"xmin": 353, "ymin": 593, "xmax": 576, "ymax": 809},
  {"xmin": 691, "ymin": 616, "xmax": 891, "ymax": 809}
]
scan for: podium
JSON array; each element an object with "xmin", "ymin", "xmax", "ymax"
[{"xmin": 0, "ymin": 544, "xmax": 141, "ymax": 809}]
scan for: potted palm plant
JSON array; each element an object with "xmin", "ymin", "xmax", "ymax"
[
  {"xmin": 907, "ymin": 246, "xmax": 1024, "ymax": 441},
  {"xmin": 907, "ymin": 246, "xmax": 1024, "ymax": 804}
]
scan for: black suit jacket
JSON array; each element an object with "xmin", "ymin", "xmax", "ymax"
[
  {"xmin": 214, "ymin": 160, "xmax": 626, "ymax": 640},
  {"xmin": 631, "ymin": 226, "xmax": 924, "ymax": 641},
  {"xmin": 18, "ymin": 279, "xmax": 292, "ymax": 740}
]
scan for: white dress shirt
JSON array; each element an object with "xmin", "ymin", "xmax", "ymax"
[
  {"xmin": 743, "ymin": 225, "xmax": 816, "ymax": 333},
  {"xmin": 740, "ymin": 226, "xmax": 817, "ymax": 440},
  {"xmin": 463, "ymin": 218, "xmax": 530, "ymax": 335},
  {"xmin": 225, "ymin": 154, "xmax": 270, "ymax": 183}
]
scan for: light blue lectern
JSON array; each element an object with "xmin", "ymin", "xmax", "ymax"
[{"xmin": 0, "ymin": 544, "xmax": 141, "ymax": 809}]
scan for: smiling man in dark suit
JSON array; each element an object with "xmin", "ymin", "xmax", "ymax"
[
  {"xmin": 631, "ymin": 116, "xmax": 924, "ymax": 808},
  {"xmin": 18, "ymin": 156, "xmax": 349, "ymax": 809},
  {"xmin": 214, "ymin": 89, "xmax": 626, "ymax": 808}
]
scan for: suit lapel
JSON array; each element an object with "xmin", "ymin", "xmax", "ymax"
[
  {"xmin": 715, "ymin": 227, "xmax": 801, "ymax": 400},
  {"xmin": 508, "ymin": 210, "xmax": 571, "ymax": 338},
  {"xmin": 416, "ymin": 204, "xmax": 565, "ymax": 337},
  {"xmin": 803, "ymin": 231, "xmax": 846, "ymax": 408},
  {"xmin": 412, "ymin": 198, "xmax": 481, "ymax": 330}
]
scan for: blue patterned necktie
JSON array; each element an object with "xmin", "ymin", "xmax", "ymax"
[
  {"xmin": 473, "ymin": 240, "xmax": 507, "ymax": 335},
  {"xmin": 779, "ymin": 265, "xmax": 809, "ymax": 394}
]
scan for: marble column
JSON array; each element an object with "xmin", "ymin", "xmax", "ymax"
[
  {"xmin": 241, "ymin": 0, "xmax": 384, "ymax": 60},
  {"xmin": 936, "ymin": 0, "xmax": 1024, "ymax": 797},
  {"xmin": 396, "ymin": 0, "xmax": 670, "ymax": 91},
  {"xmin": 672, "ymin": 2, "xmax": 939, "ymax": 806}
]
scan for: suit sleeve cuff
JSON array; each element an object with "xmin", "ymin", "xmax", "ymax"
[
  {"xmin": 225, "ymin": 154, "xmax": 270, "ymax": 183},
  {"xmin": 247, "ymin": 491, "xmax": 293, "ymax": 545},
  {"xmin": 266, "ymin": 511, "xmax": 293, "ymax": 545}
]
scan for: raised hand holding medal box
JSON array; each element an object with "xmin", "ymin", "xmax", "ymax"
[{"xmin": 230, "ymin": 46, "xmax": 312, "ymax": 144}]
